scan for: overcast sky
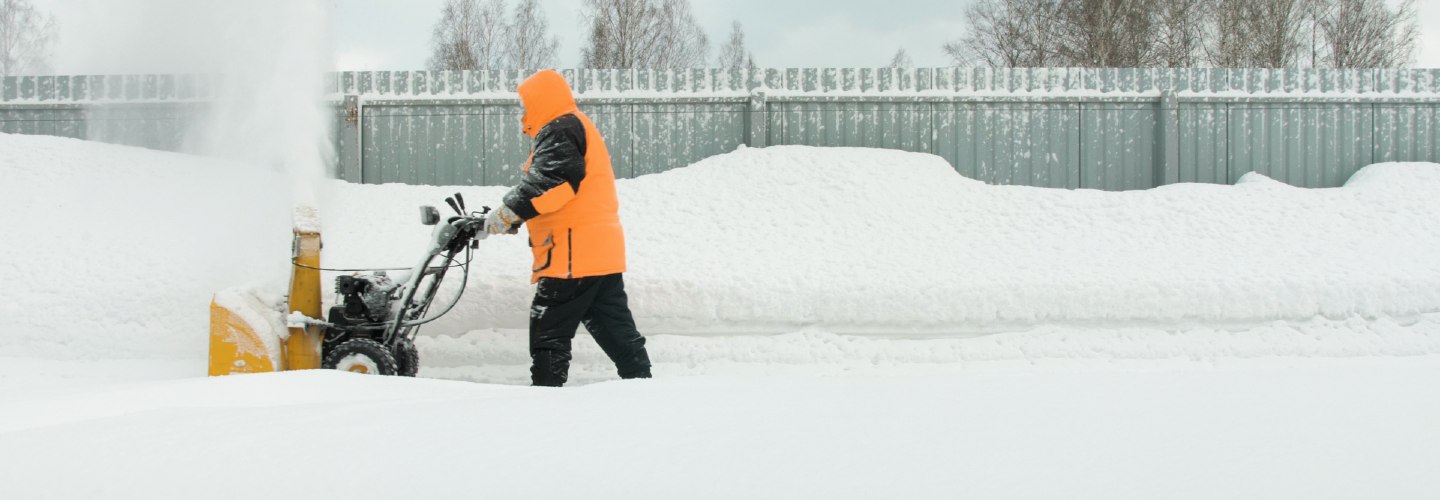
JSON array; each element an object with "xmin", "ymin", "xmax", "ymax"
[
  {"xmin": 333, "ymin": 0, "xmax": 1440, "ymax": 70},
  {"xmin": 36, "ymin": 0, "xmax": 1440, "ymax": 72},
  {"xmin": 328, "ymin": 0, "xmax": 970, "ymax": 69}
]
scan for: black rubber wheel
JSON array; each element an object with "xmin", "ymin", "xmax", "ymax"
[
  {"xmin": 394, "ymin": 339, "xmax": 420, "ymax": 377},
  {"xmin": 322, "ymin": 338, "xmax": 398, "ymax": 376}
]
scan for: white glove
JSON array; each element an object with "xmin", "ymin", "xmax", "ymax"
[{"xmin": 484, "ymin": 205, "xmax": 522, "ymax": 235}]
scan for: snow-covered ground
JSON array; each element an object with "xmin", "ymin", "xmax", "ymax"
[
  {"xmin": 2, "ymin": 133, "xmax": 1439, "ymax": 499},
  {"xmin": 4, "ymin": 360, "xmax": 1439, "ymax": 499}
]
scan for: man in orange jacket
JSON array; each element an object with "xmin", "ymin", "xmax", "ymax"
[{"xmin": 483, "ymin": 70, "xmax": 652, "ymax": 387}]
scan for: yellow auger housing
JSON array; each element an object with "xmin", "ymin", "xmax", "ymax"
[{"xmin": 208, "ymin": 211, "xmax": 324, "ymax": 376}]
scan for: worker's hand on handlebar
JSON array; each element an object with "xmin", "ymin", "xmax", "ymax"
[{"xmin": 483, "ymin": 204, "xmax": 523, "ymax": 235}]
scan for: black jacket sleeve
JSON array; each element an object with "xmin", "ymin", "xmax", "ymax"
[{"xmin": 503, "ymin": 114, "xmax": 588, "ymax": 220}]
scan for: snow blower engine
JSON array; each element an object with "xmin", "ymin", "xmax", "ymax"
[{"xmin": 208, "ymin": 193, "xmax": 505, "ymax": 378}]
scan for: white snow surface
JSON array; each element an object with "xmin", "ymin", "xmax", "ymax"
[
  {"xmin": 0, "ymin": 133, "xmax": 293, "ymax": 360},
  {"xmin": 6, "ymin": 134, "xmax": 1440, "ymax": 364},
  {"xmin": 325, "ymin": 145, "xmax": 1440, "ymax": 339},
  {"xmin": 2, "ymin": 361, "xmax": 1439, "ymax": 499},
  {"xmin": 3, "ymin": 134, "xmax": 1440, "ymax": 499}
]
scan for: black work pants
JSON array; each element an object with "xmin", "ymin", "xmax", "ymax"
[{"xmin": 530, "ymin": 273, "xmax": 652, "ymax": 387}]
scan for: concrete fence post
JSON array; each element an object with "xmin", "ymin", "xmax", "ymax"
[
  {"xmin": 747, "ymin": 90, "xmax": 768, "ymax": 148},
  {"xmin": 340, "ymin": 95, "xmax": 363, "ymax": 182},
  {"xmin": 1157, "ymin": 90, "xmax": 1181, "ymax": 187}
]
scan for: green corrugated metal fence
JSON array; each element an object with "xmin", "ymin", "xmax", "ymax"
[{"xmin": 4, "ymin": 68, "xmax": 1440, "ymax": 189}]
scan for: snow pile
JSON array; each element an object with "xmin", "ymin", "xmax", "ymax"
[
  {"xmin": 1344, "ymin": 161, "xmax": 1440, "ymax": 190},
  {"xmin": 623, "ymin": 148, "xmax": 1440, "ymax": 332},
  {"xmin": 4, "ymin": 133, "xmax": 1439, "ymax": 363},
  {"xmin": 325, "ymin": 146, "xmax": 1440, "ymax": 337},
  {"xmin": 0, "ymin": 133, "xmax": 293, "ymax": 360}
]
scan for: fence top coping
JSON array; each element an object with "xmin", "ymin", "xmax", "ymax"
[{"xmin": 4, "ymin": 68, "xmax": 1440, "ymax": 103}]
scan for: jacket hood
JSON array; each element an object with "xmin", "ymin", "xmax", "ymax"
[{"xmin": 518, "ymin": 70, "xmax": 577, "ymax": 138}]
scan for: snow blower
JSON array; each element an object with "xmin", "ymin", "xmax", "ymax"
[{"xmin": 209, "ymin": 193, "xmax": 498, "ymax": 377}]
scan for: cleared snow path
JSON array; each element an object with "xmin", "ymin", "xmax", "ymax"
[
  {"xmin": 2, "ymin": 358, "xmax": 1438, "ymax": 500},
  {"xmin": 419, "ymin": 314, "xmax": 1440, "ymax": 386}
]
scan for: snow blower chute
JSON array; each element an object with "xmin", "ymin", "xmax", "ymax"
[{"xmin": 208, "ymin": 194, "xmax": 499, "ymax": 377}]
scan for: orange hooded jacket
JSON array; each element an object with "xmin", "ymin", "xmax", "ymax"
[{"xmin": 503, "ymin": 70, "xmax": 625, "ymax": 283}]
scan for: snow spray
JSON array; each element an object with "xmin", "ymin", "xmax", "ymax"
[
  {"xmin": 57, "ymin": 0, "xmax": 336, "ymax": 287},
  {"xmin": 59, "ymin": 0, "xmax": 335, "ymax": 194}
]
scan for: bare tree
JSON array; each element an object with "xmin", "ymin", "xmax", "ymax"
[
  {"xmin": 0, "ymin": 0, "xmax": 56, "ymax": 78},
  {"xmin": 1253, "ymin": 0, "xmax": 1307, "ymax": 67},
  {"xmin": 429, "ymin": 0, "xmax": 476, "ymax": 70},
  {"xmin": 651, "ymin": 0, "xmax": 708, "ymax": 68},
  {"xmin": 1152, "ymin": 0, "xmax": 1209, "ymax": 67},
  {"xmin": 949, "ymin": 0, "xmax": 1065, "ymax": 67},
  {"xmin": 1056, "ymin": 0, "xmax": 1154, "ymax": 67},
  {"xmin": 582, "ymin": 0, "xmax": 650, "ymax": 68},
  {"xmin": 1318, "ymin": 0, "xmax": 1417, "ymax": 68},
  {"xmin": 952, "ymin": 0, "xmax": 1415, "ymax": 69},
  {"xmin": 508, "ymin": 0, "xmax": 558, "ymax": 69},
  {"xmin": 717, "ymin": 21, "xmax": 757, "ymax": 69},
  {"xmin": 888, "ymin": 47, "xmax": 914, "ymax": 68},
  {"xmin": 1209, "ymin": 0, "xmax": 1307, "ymax": 67},
  {"xmin": 941, "ymin": 42, "xmax": 971, "ymax": 67},
  {"xmin": 428, "ymin": 0, "xmax": 510, "ymax": 71},
  {"xmin": 1208, "ymin": 0, "xmax": 1247, "ymax": 67},
  {"xmin": 1302, "ymin": 0, "xmax": 1328, "ymax": 67},
  {"xmin": 582, "ymin": 0, "xmax": 709, "ymax": 69}
]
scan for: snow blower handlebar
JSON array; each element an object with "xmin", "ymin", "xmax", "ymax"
[
  {"xmin": 379, "ymin": 194, "xmax": 492, "ymax": 342},
  {"xmin": 301, "ymin": 194, "xmax": 491, "ymax": 338}
]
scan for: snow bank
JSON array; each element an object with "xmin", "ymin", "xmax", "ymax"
[
  {"xmin": 5, "ymin": 133, "xmax": 1439, "ymax": 362},
  {"xmin": 325, "ymin": 146, "xmax": 1440, "ymax": 337},
  {"xmin": 1343, "ymin": 161, "xmax": 1440, "ymax": 191},
  {"xmin": 0, "ymin": 133, "xmax": 292, "ymax": 360}
]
